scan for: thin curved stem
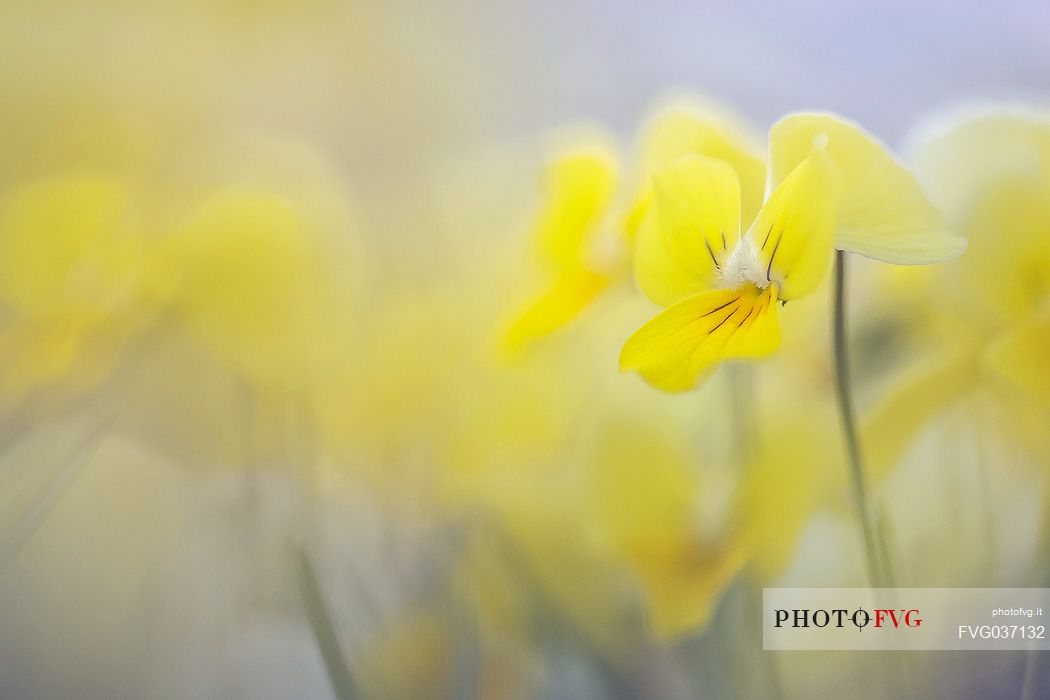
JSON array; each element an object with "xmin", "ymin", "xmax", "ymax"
[{"xmin": 832, "ymin": 250, "xmax": 885, "ymax": 588}]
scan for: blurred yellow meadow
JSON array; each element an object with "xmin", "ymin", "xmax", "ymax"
[{"xmin": 1, "ymin": 2, "xmax": 1049, "ymax": 699}]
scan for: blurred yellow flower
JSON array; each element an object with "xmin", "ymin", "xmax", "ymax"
[
  {"xmin": 505, "ymin": 99, "xmax": 766, "ymax": 351},
  {"xmin": 732, "ymin": 412, "xmax": 837, "ymax": 581},
  {"xmin": 987, "ymin": 309, "xmax": 1050, "ymax": 401},
  {"xmin": 504, "ymin": 135, "xmax": 620, "ymax": 352},
  {"xmin": 158, "ymin": 189, "xmax": 327, "ymax": 386},
  {"xmin": 0, "ymin": 170, "xmax": 153, "ymax": 409},
  {"xmin": 152, "ymin": 134, "xmax": 360, "ymax": 398},
  {"xmin": 585, "ymin": 420, "xmax": 743, "ymax": 637},
  {"xmin": 913, "ymin": 108, "xmax": 1050, "ymax": 382},
  {"xmin": 621, "ymin": 113, "xmax": 966, "ymax": 391},
  {"xmin": 864, "ymin": 108, "xmax": 1050, "ymax": 463}
]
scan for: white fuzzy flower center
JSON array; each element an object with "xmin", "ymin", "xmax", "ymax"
[{"xmin": 716, "ymin": 237, "xmax": 768, "ymax": 291}]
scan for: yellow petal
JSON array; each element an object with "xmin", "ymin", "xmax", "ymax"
[
  {"xmin": 733, "ymin": 415, "xmax": 838, "ymax": 581},
  {"xmin": 502, "ymin": 267, "xmax": 610, "ymax": 352},
  {"xmin": 909, "ymin": 107, "xmax": 1050, "ymax": 223},
  {"xmin": 985, "ymin": 310, "xmax": 1050, "ymax": 402},
  {"xmin": 534, "ymin": 140, "xmax": 618, "ymax": 269},
  {"xmin": 0, "ymin": 172, "xmax": 149, "ymax": 407},
  {"xmin": 633, "ymin": 154, "xmax": 741, "ymax": 306},
  {"xmin": 0, "ymin": 171, "xmax": 143, "ymax": 317},
  {"xmin": 950, "ymin": 173, "xmax": 1050, "ymax": 320},
  {"xmin": 159, "ymin": 189, "xmax": 325, "ymax": 382},
  {"xmin": 627, "ymin": 102, "xmax": 766, "ymax": 236},
  {"xmin": 748, "ymin": 145, "xmax": 841, "ymax": 300},
  {"xmin": 769, "ymin": 113, "xmax": 966, "ymax": 264},
  {"xmin": 911, "ymin": 110, "xmax": 1050, "ymax": 319},
  {"xmin": 585, "ymin": 421, "xmax": 744, "ymax": 636},
  {"xmin": 862, "ymin": 347, "xmax": 979, "ymax": 484},
  {"xmin": 619, "ymin": 285, "xmax": 779, "ymax": 392}
]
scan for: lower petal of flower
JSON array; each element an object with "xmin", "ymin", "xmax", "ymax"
[{"xmin": 619, "ymin": 284, "xmax": 780, "ymax": 392}]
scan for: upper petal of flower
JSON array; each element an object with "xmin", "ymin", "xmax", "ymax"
[
  {"xmin": 0, "ymin": 171, "xmax": 150, "ymax": 409},
  {"xmin": 503, "ymin": 136, "xmax": 619, "ymax": 351},
  {"xmin": 910, "ymin": 109, "xmax": 1050, "ymax": 319},
  {"xmin": 627, "ymin": 102, "xmax": 766, "ymax": 238},
  {"xmin": 748, "ymin": 144, "xmax": 841, "ymax": 301},
  {"xmin": 158, "ymin": 188, "xmax": 332, "ymax": 384},
  {"xmin": 909, "ymin": 107, "xmax": 1050, "ymax": 225},
  {"xmin": 633, "ymin": 154, "xmax": 742, "ymax": 306},
  {"xmin": 533, "ymin": 138, "xmax": 618, "ymax": 271},
  {"xmin": 769, "ymin": 113, "xmax": 966, "ymax": 265},
  {"xmin": 0, "ymin": 171, "xmax": 144, "ymax": 317}
]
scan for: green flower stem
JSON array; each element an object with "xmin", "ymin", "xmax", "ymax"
[
  {"xmin": 727, "ymin": 363, "xmax": 760, "ymax": 466},
  {"xmin": 832, "ymin": 250, "xmax": 885, "ymax": 588},
  {"xmin": 297, "ymin": 542, "xmax": 362, "ymax": 700},
  {"xmin": 725, "ymin": 366, "xmax": 784, "ymax": 700},
  {"xmin": 0, "ymin": 416, "xmax": 112, "ymax": 571}
]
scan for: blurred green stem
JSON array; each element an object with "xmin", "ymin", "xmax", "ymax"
[
  {"xmin": 832, "ymin": 251, "xmax": 885, "ymax": 588},
  {"xmin": 0, "ymin": 416, "xmax": 112, "ymax": 572},
  {"xmin": 727, "ymin": 364, "xmax": 758, "ymax": 465},
  {"xmin": 297, "ymin": 543, "xmax": 361, "ymax": 700},
  {"xmin": 725, "ymin": 367, "xmax": 783, "ymax": 700}
]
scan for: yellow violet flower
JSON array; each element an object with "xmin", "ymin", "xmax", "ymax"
[
  {"xmin": 621, "ymin": 113, "xmax": 967, "ymax": 391},
  {"xmin": 854, "ymin": 107, "xmax": 1050, "ymax": 472},
  {"xmin": 506, "ymin": 99, "xmax": 767, "ymax": 350}
]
